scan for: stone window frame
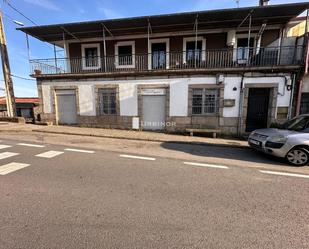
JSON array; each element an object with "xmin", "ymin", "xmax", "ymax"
[
  {"xmin": 137, "ymin": 84, "xmax": 170, "ymax": 131},
  {"xmin": 95, "ymin": 85, "xmax": 120, "ymax": 116},
  {"xmin": 241, "ymin": 83, "xmax": 278, "ymax": 134},
  {"xmin": 81, "ymin": 43, "xmax": 101, "ymax": 70},
  {"xmin": 51, "ymin": 86, "xmax": 80, "ymax": 125},
  {"xmin": 188, "ymin": 84, "xmax": 224, "ymax": 117}
]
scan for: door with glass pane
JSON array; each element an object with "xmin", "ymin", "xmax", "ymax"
[
  {"xmin": 151, "ymin": 43, "xmax": 166, "ymax": 69},
  {"xmin": 237, "ymin": 38, "xmax": 254, "ymax": 64},
  {"xmin": 186, "ymin": 41, "xmax": 202, "ymax": 67},
  {"xmin": 85, "ymin": 47, "xmax": 99, "ymax": 68}
]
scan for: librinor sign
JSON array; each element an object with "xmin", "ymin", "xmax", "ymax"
[{"xmin": 141, "ymin": 89, "xmax": 166, "ymax": 95}]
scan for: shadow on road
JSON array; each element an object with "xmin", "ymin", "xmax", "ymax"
[{"xmin": 160, "ymin": 141, "xmax": 288, "ymax": 166}]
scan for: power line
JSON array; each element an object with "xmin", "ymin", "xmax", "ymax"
[
  {"xmin": 10, "ymin": 74, "xmax": 35, "ymax": 81},
  {"xmin": 2, "ymin": 10, "xmax": 14, "ymax": 22},
  {"xmin": 3, "ymin": 1, "xmax": 64, "ymax": 54},
  {"xmin": 3, "ymin": 0, "xmax": 37, "ymax": 25}
]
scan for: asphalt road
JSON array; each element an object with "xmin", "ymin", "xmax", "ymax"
[{"xmin": 0, "ymin": 136, "xmax": 308, "ymax": 249}]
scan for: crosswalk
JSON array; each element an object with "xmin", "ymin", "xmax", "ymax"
[
  {"xmin": 0, "ymin": 141, "xmax": 96, "ymax": 176},
  {"xmin": 36, "ymin": 150, "xmax": 64, "ymax": 158},
  {"xmin": 0, "ymin": 162, "xmax": 30, "ymax": 175}
]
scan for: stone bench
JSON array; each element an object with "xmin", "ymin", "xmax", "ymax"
[{"xmin": 185, "ymin": 128, "xmax": 221, "ymax": 138}]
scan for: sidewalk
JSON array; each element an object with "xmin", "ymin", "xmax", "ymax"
[{"xmin": 0, "ymin": 123, "xmax": 248, "ymax": 148}]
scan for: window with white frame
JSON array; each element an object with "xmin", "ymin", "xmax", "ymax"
[
  {"xmin": 183, "ymin": 37, "xmax": 206, "ymax": 66},
  {"xmin": 192, "ymin": 88, "xmax": 219, "ymax": 115},
  {"xmin": 98, "ymin": 88, "xmax": 117, "ymax": 115},
  {"xmin": 115, "ymin": 41, "xmax": 135, "ymax": 68},
  {"xmin": 81, "ymin": 43, "xmax": 101, "ymax": 70},
  {"xmin": 148, "ymin": 38, "xmax": 170, "ymax": 70},
  {"xmin": 236, "ymin": 37, "xmax": 254, "ymax": 62},
  {"xmin": 233, "ymin": 33, "xmax": 256, "ymax": 63}
]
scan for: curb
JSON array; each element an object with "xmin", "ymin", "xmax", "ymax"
[{"xmin": 32, "ymin": 129, "xmax": 249, "ymax": 149}]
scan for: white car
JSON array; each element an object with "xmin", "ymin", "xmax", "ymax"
[{"xmin": 248, "ymin": 114, "xmax": 309, "ymax": 166}]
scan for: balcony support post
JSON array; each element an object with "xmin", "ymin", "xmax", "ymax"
[
  {"xmin": 102, "ymin": 26, "xmax": 107, "ymax": 72},
  {"xmin": 194, "ymin": 15, "xmax": 198, "ymax": 68},
  {"xmin": 305, "ymin": 9, "xmax": 309, "ymax": 36},
  {"xmin": 25, "ymin": 34, "xmax": 31, "ymax": 73},
  {"xmin": 25, "ymin": 34, "xmax": 30, "ymax": 61},
  {"xmin": 277, "ymin": 27, "xmax": 284, "ymax": 66},
  {"xmin": 53, "ymin": 44, "xmax": 58, "ymax": 70},
  {"xmin": 246, "ymin": 14, "xmax": 251, "ymax": 66},
  {"xmin": 147, "ymin": 19, "xmax": 152, "ymax": 70}
]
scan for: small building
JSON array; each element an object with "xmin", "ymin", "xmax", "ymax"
[
  {"xmin": 18, "ymin": 2, "xmax": 309, "ymax": 135},
  {"xmin": 0, "ymin": 97, "xmax": 39, "ymax": 122}
]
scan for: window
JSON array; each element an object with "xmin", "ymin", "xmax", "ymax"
[
  {"xmin": 98, "ymin": 89, "xmax": 117, "ymax": 115},
  {"xmin": 152, "ymin": 44, "xmax": 166, "ymax": 69},
  {"xmin": 236, "ymin": 37, "xmax": 254, "ymax": 62},
  {"xmin": 282, "ymin": 116, "xmax": 309, "ymax": 131},
  {"xmin": 81, "ymin": 43, "xmax": 101, "ymax": 70},
  {"xmin": 115, "ymin": 41, "xmax": 135, "ymax": 68},
  {"xmin": 148, "ymin": 38, "xmax": 170, "ymax": 70},
  {"xmin": 192, "ymin": 88, "xmax": 219, "ymax": 115},
  {"xmin": 186, "ymin": 41, "xmax": 202, "ymax": 63},
  {"xmin": 183, "ymin": 37, "xmax": 206, "ymax": 66}
]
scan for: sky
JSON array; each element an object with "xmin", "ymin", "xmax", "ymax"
[{"xmin": 0, "ymin": 0, "xmax": 307, "ymax": 97}]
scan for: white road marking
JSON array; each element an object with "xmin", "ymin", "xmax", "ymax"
[
  {"xmin": 183, "ymin": 161, "xmax": 229, "ymax": 169},
  {"xmin": 64, "ymin": 148, "xmax": 95, "ymax": 154},
  {"xmin": 17, "ymin": 143, "xmax": 45, "ymax": 148},
  {"xmin": 259, "ymin": 170, "xmax": 309, "ymax": 179},
  {"xmin": 36, "ymin": 150, "xmax": 64, "ymax": 158},
  {"xmin": 119, "ymin": 154, "xmax": 156, "ymax": 161},
  {"xmin": 0, "ymin": 152, "xmax": 19, "ymax": 160},
  {"xmin": 0, "ymin": 162, "xmax": 30, "ymax": 175},
  {"xmin": 0, "ymin": 144, "xmax": 12, "ymax": 150}
]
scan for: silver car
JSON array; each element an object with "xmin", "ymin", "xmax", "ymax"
[{"xmin": 248, "ymin": 114, "xmax": 309, "ymax": 166}]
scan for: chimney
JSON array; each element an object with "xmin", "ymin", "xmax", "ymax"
[{"xmin": 259, "ymin": 0, "xmax": 269, "ymax": 6}]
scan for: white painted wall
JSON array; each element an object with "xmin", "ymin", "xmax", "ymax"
[
  {"xmin": 42, "ymin": 84, "xmax": 52, "ymax": 113},
  {"xmin": 40, "ymin": 75, "xmax": 292, "ymax": 118},
  {"xmin": 119, "ymin": 83, "xmax": 138, "ymax": 116},
  {"xmin": 78, "ymin": 85, "xmax": 95, "ymax": 116},
  {"xmin": 243, "ymin": 76, "xmax": 291, "ymax": 108},
  {"xmin": 223, "ymin": 77, "xmax": 241, "ymax": 117}
]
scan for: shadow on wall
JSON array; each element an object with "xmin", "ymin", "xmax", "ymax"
[{"xmin": 160, "ymin": 141, "xmax": 287, "ymax": 166}]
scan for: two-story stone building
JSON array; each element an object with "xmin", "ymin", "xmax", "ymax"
[{"xmin": 19, "ymin": 1, "xmax": 309, "ymax": 135}]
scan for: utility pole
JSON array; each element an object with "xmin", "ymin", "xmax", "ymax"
[{"xmin": 0, "ymin": 11, "xmax": 16, "ymax": 117}]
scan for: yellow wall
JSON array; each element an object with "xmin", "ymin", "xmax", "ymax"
[{"xmin": 287, "ymin": 20, "xmax": 307, "ymax": 37}]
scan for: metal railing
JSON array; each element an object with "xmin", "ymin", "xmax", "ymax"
[{"xmin": 30, "ymin": 46, "xmax": 305, "ymax": 75}]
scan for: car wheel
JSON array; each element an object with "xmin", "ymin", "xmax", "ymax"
[{"xmin": 286, "ymin": 147, "xmax": 309, "ymax": 166}]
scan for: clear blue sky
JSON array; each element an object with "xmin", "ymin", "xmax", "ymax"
[{"xmin": 0, "ymin": 0, "xmax": 306, "ymax": 97}]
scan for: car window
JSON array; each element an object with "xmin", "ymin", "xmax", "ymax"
[{"xmin": 283, "ymin": 116, "xmax": 309, "ymax": 131}]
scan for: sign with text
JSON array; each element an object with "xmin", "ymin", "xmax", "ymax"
[{"xmin": 141, "ymin": 89, "xmax": 166, "ymax": 95}]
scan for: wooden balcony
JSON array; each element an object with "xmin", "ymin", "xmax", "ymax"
[{"xmin": 30, "ymin": 46, "xmax": 306, "ymax": 78}]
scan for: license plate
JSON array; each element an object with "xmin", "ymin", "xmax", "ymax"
[{"xmin": 249, "ymin": 139, "xmax": 260, "ymax": 146}]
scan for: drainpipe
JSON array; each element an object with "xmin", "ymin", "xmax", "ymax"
[
  {"xmin": 237, "ymin": 74, "xmax": 245, "ymax": 137},
  {"xmin": 288, "ymin": 73, "xmax": 296, "ymax": 119},
  {"xmin": 295, "ymin": 78, "xmax": 304, "ymax": 115}
]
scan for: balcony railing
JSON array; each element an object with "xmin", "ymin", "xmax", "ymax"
[{"xmin": 30, "ymin": 46, "xmax": 305, "ymax": 76}]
